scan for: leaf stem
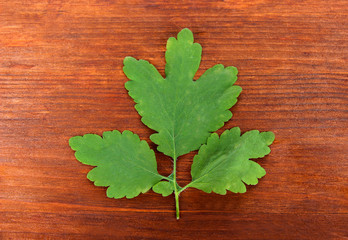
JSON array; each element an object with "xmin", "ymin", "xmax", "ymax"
[
  {"xmin": 175, "ymin": 190, "xmax": 180, "ymax": 219},
  {"xmin": 172, "ymin": 156, "xmax": 180, "ymax": 219},
  {"xmin": 178, "ymin": 182, "xmax": 192, "ymax": 194},
  {"xmin": 161, "ymin": 175, "xmax": 172, "ymax": 181}
]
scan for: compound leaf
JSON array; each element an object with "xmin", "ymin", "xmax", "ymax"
[
  {"xmin": 69, "ymin": 28, "xmax": 275, "ymax": 219},
  {"xmin": 123, "ymin": 28, "xmax": 241, "ymax": 159},
  {"xmin": 189, "ymin": 127, "xmax": 275, "ymax": 194},
  {"xmin": 69, "ymin": 130, "xmax": 163, "ymax": 199}
]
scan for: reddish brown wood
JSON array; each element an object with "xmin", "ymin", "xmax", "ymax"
[{"xmin": 1, "ymin": 0, "xmax": 347, "ymax": 239}]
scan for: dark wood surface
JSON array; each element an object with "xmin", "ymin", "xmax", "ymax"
[{"xmin": 1, "ymin": 0, "xmax": 347, "ymax": 239}]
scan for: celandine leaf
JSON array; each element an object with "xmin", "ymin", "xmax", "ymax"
[
  {"xmin": 189, "ymin": 127, "xmax": 275, "ymax": 194},
  {"xmin": 70, "ymin": 28, "xmax": 275, "ymax": 219},
  {"xmin": 123, "ymin": 28, "xmax": 242, "ymax": 159},
  {"xmin": 69, "ymin": 130, "xmax": 163, "ymax": 199}
]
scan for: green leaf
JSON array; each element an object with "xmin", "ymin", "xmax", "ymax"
[
  {"xmin": 152, "ymin": 181, "xmax": 174, "ymax": 197},
  {"xmin": 123, "ymin": 28, "xmax": 241, "ymax": 158},
  {"xmin": 189, "ymin": 127, "xmax": 275, "ymax": 195},
  {"xmin": 69, "ymin": 130, "xmax": 163, "ymax": 199},
  {"xmin": 70, "ymin": 28, "xmax": 276, "ymax": 219}
]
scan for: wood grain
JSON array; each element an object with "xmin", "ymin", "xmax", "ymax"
[{"xmin": 1, "ymin": 0, "xmax": 347, "ymax": 239}]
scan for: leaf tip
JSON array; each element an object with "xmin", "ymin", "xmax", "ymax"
[
  {"xmin": 177, "ymin": 28, "xmax": 194, "ymax": 43},
  {"xmin": 123, "ymin": 56, "xmax": 136, "ymax": 66},
  {"xmin": 260, "ymin": 131, "xmax": 275, "ymax": 145},
  {"xmin": 234, "ymin": 85, "xmax": 242, "ymax": 95},
  {"xmin": 226, "ymin": 66, "xmax": 238, "ymax": 76},
  {"xmin": 231, "ymin": 127, "xmax": 241, "ymax": 135},
  {"xmin": 69, "ymin": 136, "xmax": 82, "ymax": 150}
]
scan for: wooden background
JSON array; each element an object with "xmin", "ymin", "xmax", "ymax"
[{"xmin": 1, "ymin": 0, "xmax": 347, "ymax": 239}]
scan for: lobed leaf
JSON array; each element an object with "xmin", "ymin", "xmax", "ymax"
[
  {"xmin": 152, "ymin": 181, "xmax": 174, "ymax": 197},
  {"xmin": 189, "ymin": 127, "xmax": 275, "ymax": 194},
  {"xmin": 123, "ymin": 28, "xmax": 241, "ymax": 159},
  {"xmin": 69, "ymin": 130, "xmax": 163, "ymax": 199}
]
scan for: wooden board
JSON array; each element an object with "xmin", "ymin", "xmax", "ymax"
[{"xmin": 1, "ymin": 0, "xmax": 347, "ymax": 239}]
